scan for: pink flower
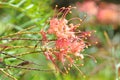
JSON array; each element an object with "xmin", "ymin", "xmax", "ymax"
[
  {"xmin": 42, "ymin": 6, "xmax": 93, "ymax": 72},
  {"xmin": 76, "ymin": 1, "xmax": 98, "ymax": 16},
  {"xmin": 76, "ymin": 1, "xmax": 120, "ymax": 24},
  {"xmin": 48, "ymin": 18, "xmax": 75, "ymax": 38},
  {"xmin": 55, "ymin": 38, "xmax": 70, "ymax": 51},
  {"xmin": 97, "ymin": 3, "xmax": 119, "ymax": 24},
  {"xmin": 70, "ymin": 40, "xmax": 85, "ymax": 53}
]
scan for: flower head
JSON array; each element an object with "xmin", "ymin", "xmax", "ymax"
[{"xmin": 41, "ymin": 6, "xmax": 94, "ymax": 73}]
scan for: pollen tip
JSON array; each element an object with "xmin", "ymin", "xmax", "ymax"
[
  {"xmin": 66, "ymin": 71, "xmax": 68, "ymax": 74},
  {"xmin": 68, "ymin": 67, "xmax": 70, "ymax": 70},
  {"xmin": 69, "ymin": 5, "xmax": 72, "ymax": 8},
  {"xmin": 86, "ymin": 46, "xmax": 88, "ymax": 48},
  {"xmin": 94, "ymin": 30, "xmax": 96, "ymax": 33},
  {"xmin": 95, "ymin": 42, "xmax": 98, "ymax": 44},
  {"xmin": 81, "ymin": 64, "xmax": 84, "ymax": 66},
  {"xmin": 55, "ymin": 5, "xmax": 58, "ymax": 7},
  {"xmin": 69, "ymin": 11, "xmax": 72, "ymax": 13},
  {"xmin": 73, "ymin": 7, "xmax": 76, "ymax": 9},
  {"xmin": 83, "ymin": 75, "xmax": 86, "ymax": 78},
  {"xmin": 88, "ymin": 34, "xmax": 91, "ymax": 37},
  {"xmin": 80, "ymin": 19, "xmax": 82, "ymax": 22},
  {"xmin": 62, "ymin": 7, "xmax": 65, "ymax": 9},
  {"xmin": 95, "ymin": 60, "xmax": 97, "ymax": 63}
]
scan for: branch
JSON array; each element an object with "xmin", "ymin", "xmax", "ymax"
[
  {"xmin": 5, "ymin": 65, "xmax": 54, "ymax": 72},
  {"xmin": 0, "ymin": 68, "xmax": 17, "ymax": 80}
]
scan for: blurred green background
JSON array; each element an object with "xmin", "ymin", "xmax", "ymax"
[{"xmin": 0, "ymin": 0, "xmax": 120, "ymax": 80}]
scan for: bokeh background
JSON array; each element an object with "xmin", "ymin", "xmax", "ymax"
[{"xmin": 0, "ymin": 0, "xmax": 120, "ymax": 80}]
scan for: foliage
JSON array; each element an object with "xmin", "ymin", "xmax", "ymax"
[{"xmin": 0, "ymin": 0, "xmax": 120, "ymax": 80}]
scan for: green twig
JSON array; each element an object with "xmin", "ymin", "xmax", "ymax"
[
  {"xmin": 0, "ymin": 32, "xmax": 39, "ymax": 38},
  {"xmin": 0, "ymin": 68, "xmax": 17, "ymax": 80},
  {"xmin": 1, "ymin": 52, "xmax": 43, "ymax": 67},
  {"xmin": 5, "ymin": 51, "xmax": 42, "ymax": 58},
  {"xmin": 0, "ymin": 38, "xmax": 42, "ymax": 41},
  {"xmin": 5, "ymin": 65, "xmax": 54, "ymax": 72}
]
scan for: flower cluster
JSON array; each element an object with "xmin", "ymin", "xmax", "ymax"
[
  {"xmin": 40, "ymin": 6, "xmax": 93, "ymax": 73},
  {"xmin": 76, "ymin": 1, "xmax": 120, "ymax": 24}
]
